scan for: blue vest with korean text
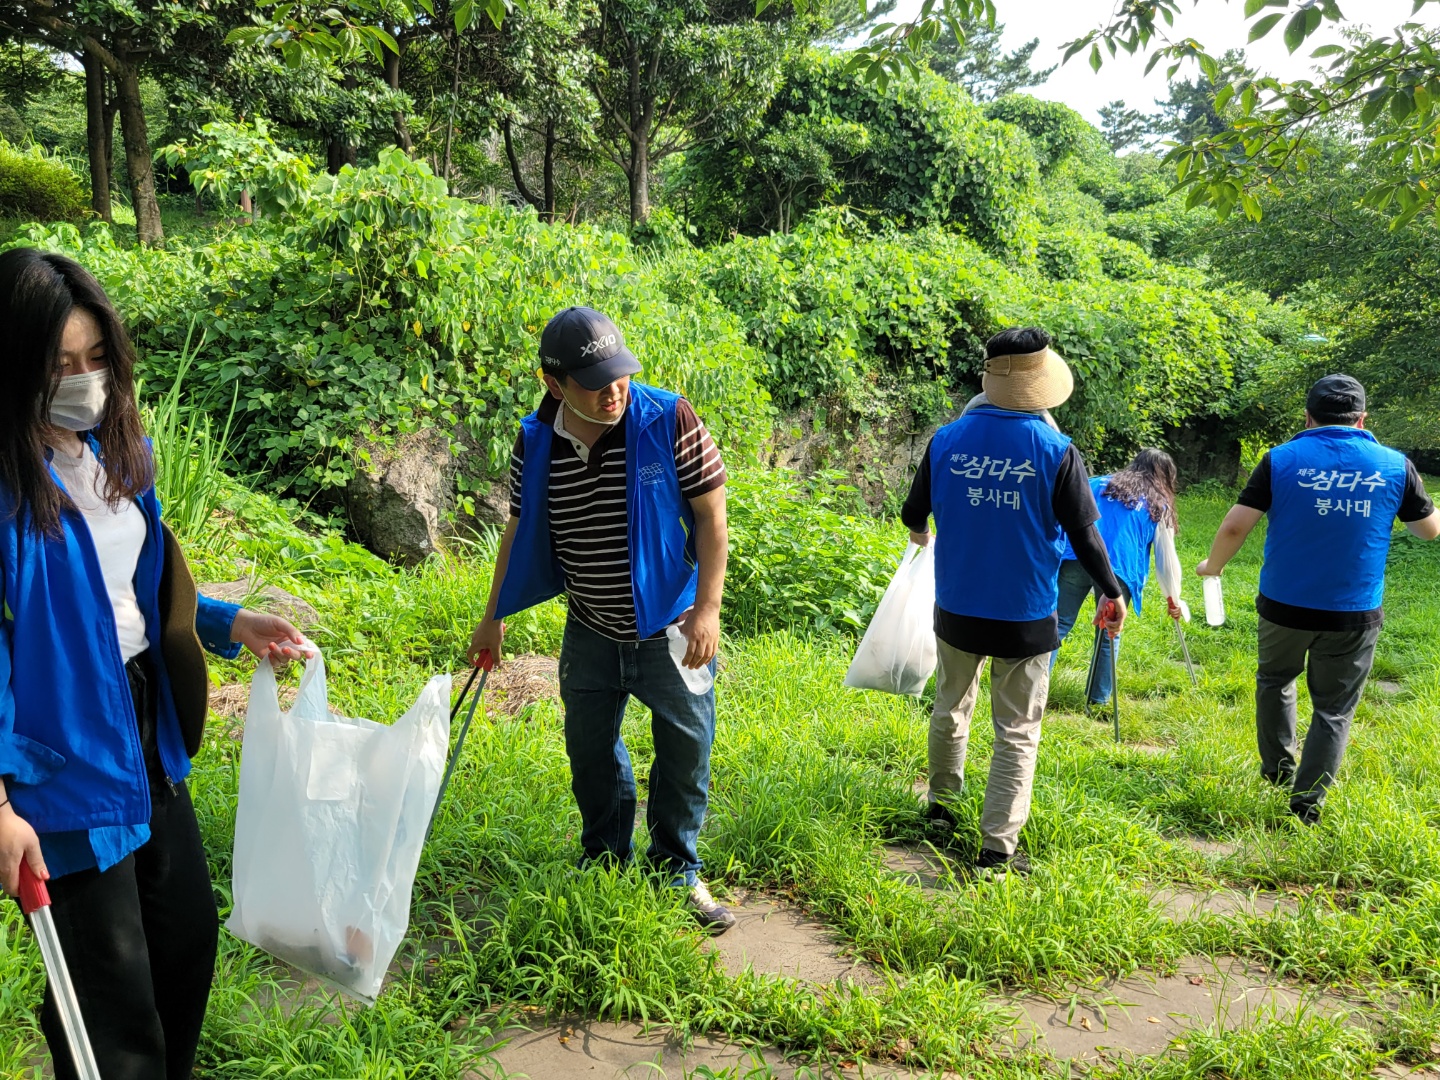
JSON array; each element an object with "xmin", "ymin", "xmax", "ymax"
[
  {"xmin": 1260, "ymin": 426, "xmax": 1407, "ymax": 612},
  {"xmin": 494, "ymin": 382, "xmax": 698, "ymax": 639},
  {"xmin": 1061, "ymin": 476, "xmax": 1160, "ymax": 614},
  {"xmin": 930, "ymin": 407, "xmax": 1072, "ymax": 621}
]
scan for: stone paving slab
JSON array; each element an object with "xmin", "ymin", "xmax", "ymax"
[
  {"xmin": 482, "ymin": 1021, "xmax": 934, "ymax": 1079},
  {"xmin": 705, "ymin": 890, "xmax": 877, "ymax": 986},
  {"xmin": 1005, "ymin": 957, "xmax": 1356, "ymax": 1065}
]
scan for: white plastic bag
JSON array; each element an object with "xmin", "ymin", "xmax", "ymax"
[
  {"xmin": 227, "ymin": 648, "xmax": 450, "ymax": 1004},
  {"xmin": 1154, "ymin": 522, "xmax": 1191, "ymax": 622},
  {"xmin": 844, "ymin": 542, "xmax": 938, "ymax": 696}
]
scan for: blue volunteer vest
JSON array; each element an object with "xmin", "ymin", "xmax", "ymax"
[
  {"xmin": 1061, "ymin": 476, "xmax": 1160, "ymax": 613},
  {"xmin": 1260, "ymin": 426, "xmax": 1407, "ymax": 612},
  {"xmin": 931, "ymin": 407, "xmax": 1072, "ymax": 621},
  {"xmin": 494, "ymin": 382, "xmax": 699, "ymax": 639}
]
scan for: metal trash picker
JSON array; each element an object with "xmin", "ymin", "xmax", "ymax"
[
  {"xmin": 425, "ymin": 649, "xmax": 494, "ymax": 844},
  {"xmin": 1090, "ymin": 598, "xmax": 1122, "ymax": 744},
  {"xmin": 19, "ymin": 862, "xmax": 102, "ymax": 1080},
  {"xmin": 1174, "ymin": 615, "xmax": 1199, "ymax": 688}
]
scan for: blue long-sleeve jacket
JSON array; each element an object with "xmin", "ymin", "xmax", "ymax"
[{"xmin": 0, "ymin": 445, "xmax": 241, "ymax": 841}]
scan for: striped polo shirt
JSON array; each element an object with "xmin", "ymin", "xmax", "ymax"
[{"xmin": 509, "ymin": 392, "xmax": 726, "ymax": 639}]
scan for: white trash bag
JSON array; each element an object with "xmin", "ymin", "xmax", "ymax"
[
  {"xmin": 227, "ymin": 647, "xmax": 450, "ymax": 1004},
  {"xmin": 844, "ymin": 541, "xmax": 937, "ymax": 696}
]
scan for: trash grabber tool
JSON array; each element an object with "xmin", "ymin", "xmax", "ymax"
[
  {"xmin": 1174, "ymin": 617, "xmax": 1198, "ymax": 687},
  {"xmin": 426, "ymin": 650, "xmax": 493, "ymax": 841},
  {"xmin": 1093, "ymin": 598, "xmax": 1121, "ymax": 744},
  {"xmin": 19, "ymin": 863, "xmax": 101, "ymax": 1080}
]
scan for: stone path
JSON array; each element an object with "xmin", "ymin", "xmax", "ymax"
[
  {"xmin": 484, "ymin": 1021, "xmax": 931, "ymax": 1079},
  {"xmin": 705, "ymin": 889, "xmax": 876, "ymax": 985},
  {"xmin": 1006, "ymin": 956, "xmax": 1349, "ymax": 1065}
]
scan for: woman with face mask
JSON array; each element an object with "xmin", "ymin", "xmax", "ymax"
[{"xmin": 0, "ymin": 248, "xmax": 309, "ymax": 1080}]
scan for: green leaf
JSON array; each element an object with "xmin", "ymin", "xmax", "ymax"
[
  {"xmin": 1310, "ymin": 44, "xmax": 1345, "ymax": 57},
  {"xmin": 1214, "ymin": 84, "xmax": 1236, "ymax": 111},
  {"xmin": 1250, "ymin": 13, "xmax": 1286, "ymax": 42},
  {"xmin": 1244, "ymin": 0, "xmax": 1267, "ymax": 15},
  {"xmin": 1283, "ymin": 10, "xmax": 1309, "ymax": 51},
  {"xmin": 1089, "ymin": 44, "xmax": 1102, "ymax": 72}
]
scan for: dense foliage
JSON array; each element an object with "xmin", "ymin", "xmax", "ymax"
[{"xmin": 0, "ymin": 140, "xmax": 86, "ymax": 220}]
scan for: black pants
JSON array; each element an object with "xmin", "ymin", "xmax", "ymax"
[{"xmin": 37, "ymin": 656, "xmax": 219, "ymax": 1080}]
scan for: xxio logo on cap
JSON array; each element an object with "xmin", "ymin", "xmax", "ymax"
[{"xmin": 579, "ymin": 334, "xmax": 618, "ymax": 359}]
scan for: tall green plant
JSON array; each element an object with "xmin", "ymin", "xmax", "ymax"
[{"xmin": 141, "ymin": 321, "xmax": 237, "ymax": 547}]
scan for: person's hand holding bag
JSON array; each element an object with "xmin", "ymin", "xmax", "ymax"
[{"xmin": 230, "ymin": 610, "xmax": 311, "ymax": 665}]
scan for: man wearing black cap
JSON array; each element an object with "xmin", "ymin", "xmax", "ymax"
[
  {"xmin": 466, "ymin": 307, "xmax": 735, "ymax": 932},
  {"xmin": 1197, "ymin": 374, "xmax": 1440, "ymax": 823}
]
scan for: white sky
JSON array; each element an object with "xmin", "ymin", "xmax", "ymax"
[{"xmin": 883, "ymin": 0, "xmax": 1440, "ymax": 123}]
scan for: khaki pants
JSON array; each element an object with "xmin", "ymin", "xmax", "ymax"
[{"xmin": 928, "ymin": 640, "xmax": 1050, "ymax": 856}]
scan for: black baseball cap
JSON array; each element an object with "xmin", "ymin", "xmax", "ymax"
[
  {"xmin": 1306, "ymin": 374, "xmax": 1366, "ymax": 419},
  {"xmin": 538, "ymin": 306, "xmax": 642, "ymax": 391}
]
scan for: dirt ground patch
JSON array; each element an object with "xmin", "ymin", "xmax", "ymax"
[{"xmin": 454, "ymin": 654, "xmax": 559, "ymax": 717}]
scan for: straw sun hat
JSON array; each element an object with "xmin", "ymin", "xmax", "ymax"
[{"xmin": 981, "ymin": 346, "xmax": 1074, "ymax": 412}]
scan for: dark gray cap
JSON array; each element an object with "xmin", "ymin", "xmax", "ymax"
[
  {"xmin": 1306, "ymin": 374, "xmax": 1366, "ymax": 419},
  {"xmin": 538, "ymin": 306, "xmax": 642, "ymax": 391}
]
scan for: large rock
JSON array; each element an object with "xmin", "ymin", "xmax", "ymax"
[
  {"xmin": 199, "ymin": 580, "xmax": 320, "ymax": 630},
  {"xmin": 768, "ymin": 399, "xmax": 962, "ymax": 511},
  {"xmin": 346, "ymin": 429, "xmax": 453, "ymax": 565}
]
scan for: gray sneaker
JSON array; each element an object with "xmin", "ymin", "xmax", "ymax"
[{"xmin": 686, "ymin": 879, "xmax": 737, "ymax": 934}]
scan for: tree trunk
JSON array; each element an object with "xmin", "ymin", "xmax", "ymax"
[
  {"xmin": 543, "ymin": 120, "xmax": 556, "ymax": 222},
  {"xmin": 628, "ymin": 137, "xmax": 649, "ymax": 226},
  {"xmin": 113, "ymin": 54, "xmax": 162, "ymax": 246},
  {"xmin": 383, "ymin": 43, "xmax": 413, "ymax": 152},
  {"xmin": 82, "ymin": 45, "xmax": 111, "ymax": 222},
  {"xmin": 441, "ymin": 32, "xmax": 461, "ymax": 195}
]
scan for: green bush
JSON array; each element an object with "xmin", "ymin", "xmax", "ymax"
[
  {"xmin": 0, "ymin": 141, "xmax": 86, "ymax": 221},
  {"xmin": 679, "ymin": 50, "xmax": 1040, "ymax": 254},
  {"xmin": 13, "ymin": 151, "xmax": 770, "ymax": 501}
]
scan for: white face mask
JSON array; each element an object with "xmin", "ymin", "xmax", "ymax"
[
  {"xmin": 561, "ymin": 385, "xmax": 626, "ymax": 428},
  {"xmin": 50, "ymin": 369, "xmax": 110, "ymax": 432}
]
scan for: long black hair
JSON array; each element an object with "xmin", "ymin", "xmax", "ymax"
[
  {"xmin": 1101, "ymin": 447, "xmax": 1178, "ymax": 530},
  {"xmin": 0, "ymin": 248, "xmax": 152, "ymax": 537}
]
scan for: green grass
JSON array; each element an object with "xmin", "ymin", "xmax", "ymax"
[{"xmin": 5, "ymin": 479, "xmax": 1440, "ymax": 1078}]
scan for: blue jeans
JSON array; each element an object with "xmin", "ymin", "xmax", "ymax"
[
  {"xmin": 558, "ymin": 616, "xmax": 717, "ymax": 887},
  {"xmin": 1051, "ymin": 559, "xmax": 1130, "ymax": 706}
]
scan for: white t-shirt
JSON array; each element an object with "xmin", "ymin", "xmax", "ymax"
[{"xmin": 50, "ymin": 444, "xmax": 151, "ymax": 661}]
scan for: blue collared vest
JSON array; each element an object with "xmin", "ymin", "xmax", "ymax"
[
  {"xmin": 931, "ymin": 407, "xmax": 1072, "ymax": 621},
  {"xmin": 1061, "ymin": 476, "xmax": 1160, "ymax": 614},
  {"xmin": 1261, "ymin": 426, "xmax": 1407, "ymax": 612},
  {"xmin": 0, "ymin": 441, "xmax": 241, "ymax": 835},
  {"xmin": 494, "ymin": 382, "xmax": 698, "ymax": 639}
]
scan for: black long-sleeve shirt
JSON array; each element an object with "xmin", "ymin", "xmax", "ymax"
[{"xmin": 903, "ymin": 438, "xmax": 1122, "ymax": 658}]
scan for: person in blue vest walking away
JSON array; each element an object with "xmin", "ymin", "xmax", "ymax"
[
  {"xmin": 902, "ymin": 328, "xmax": 1126, "ymax": 878},
  {"xmin": 1052, "ymin": 449, "xmax": 1184, "ymax": 708},
  {"xmin": 0, "ymin": 249, "xmax": 310, "ymax": 1080},
  {"xmin": 1196, "ymin": 375, "xmax": 1440, "ymax": 824},
  {"xmin": 467, "ymin": 306, "xmax": 735, "ymax": 932}
]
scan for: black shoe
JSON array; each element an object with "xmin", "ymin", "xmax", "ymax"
[
  {"xmin": 1289, "ymin": 804, "xmax": 1321, "ymax": 827},
  {"xmin": 975, "ymin": 848, "xmax": 1031, "ymax": 879},
  {"xmin": 1262, "ymin": 769, "xmax": 1295, "ymax": 790},
  {"xmin": 923, "ymin": 799, "xmax": 959, "ymax": 829},
  {"xmin": 686, "ymin": 880, "xmax": 737, "ymax": 934}
]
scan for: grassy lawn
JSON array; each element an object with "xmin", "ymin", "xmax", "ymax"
[{"xmin": 3, "ymin": 482, "xmax": 1439, "ymax": 1078}]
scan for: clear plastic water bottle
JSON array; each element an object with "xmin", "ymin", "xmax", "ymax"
[
  {"xmin": 666, "ymin": 624, "xmax": 714, "ymax": 695},
  {"xmin": 1202, "ymin": 575, "xmax": 1226, "ymax": 627}
]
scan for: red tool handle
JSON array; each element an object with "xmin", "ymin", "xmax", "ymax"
[
  {"xmin": 18, "ymin": 861, "xmax": 49, "ymax": 916},
  {"xmin": 475, "ymin": 649, "xmax": 495, "ymax": 672},
  {"xmin": 1092, "ymin": 598, "xmax": 1121, "ymax": 640}
]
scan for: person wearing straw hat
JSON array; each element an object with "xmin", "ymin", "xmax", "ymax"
[
  {"xmin": 901, "ymin": 327, "xmax": 1126, "ymax": 878},
  {"xmin": 1196, "ymin": 374, "xmax": 1440, "ymax": 825}
]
